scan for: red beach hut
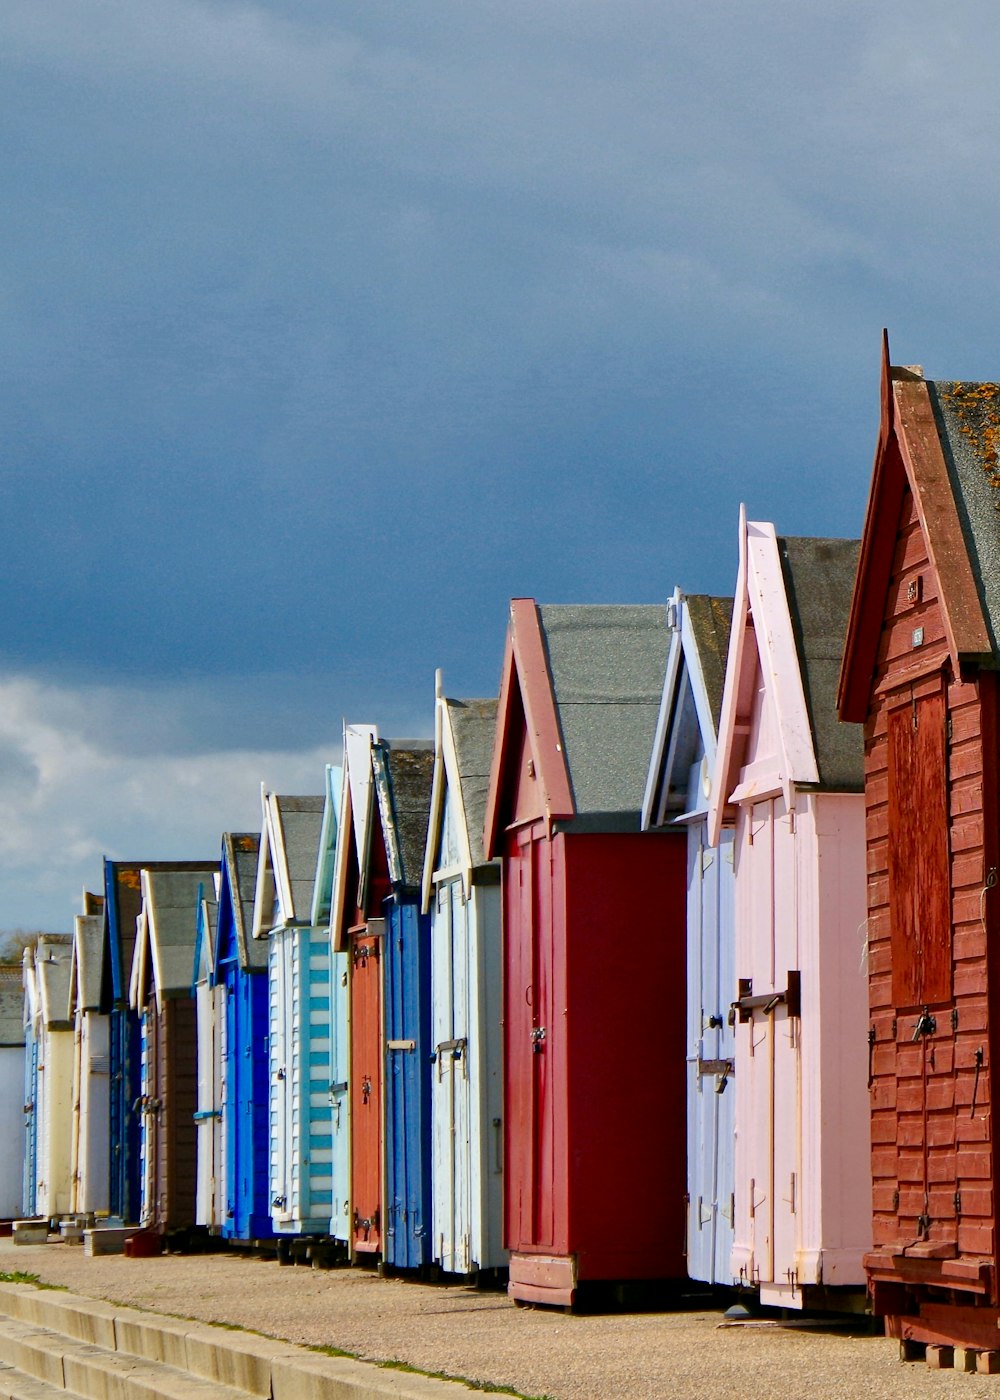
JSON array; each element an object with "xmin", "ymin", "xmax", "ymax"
[
  {"xmin": 484, "ymin": 600, "xmax": 687, "ymax": 1307},
  {"xmin": 839, "ymin": 342, "xmax": 1000, "ymax": 1353}
]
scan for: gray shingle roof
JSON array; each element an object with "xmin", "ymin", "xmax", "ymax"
[
  {"xmin": 684, "ymin": 594, "xmax": 733, "ymax": 731},
  {"xmin": 272, "ymin": 797, "xmax": 324, "ymax": 923},
  {"xmin": 0, "ymin": 967, "xmax": 25, "ymax": 1046},
  {"xmin": 36, "ymin": 934, "xmax": 73, "ymax": 1029},
  {"xmin": 446, "ymin": 698, "xmax": 497, "ymax": 869},
  {"xmin": 777, "ymin": 536, "xmax": 864, "ymax": 791},
  {"xmin": 538, "ymin": 604, "xmax": 670, "ymax": 830},
  {"xmin": 73, "ymin": 914, "xmax": 105, "ymax": 1011},
  {"xmin": 374, "ymin": 741, "xmax": 434, "ymax": 891},
  {"xmin": 223, "ymin": 832, "xmax": 264, "ymax": 970},
  {"xmin": 144, "ymin": 867, "xmax": 217, "ymax": 997},
  {"xmin": 927, "ymin": 380, "xmax": 1000, "ymax": 659}
]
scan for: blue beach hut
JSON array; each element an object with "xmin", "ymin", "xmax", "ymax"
[
  {"xmin": 214, "ymin": 832, "xmax": 271, "ymax": 1240},
  {"xmin": 252, "ymin": 792, "xmax": 330, "ymax": 1238},
  {"xmin": 372, "ymin": 738, "xmax": 435, "ymax": 1272},
  {"xmin": 643, "ymin": 589, "xmax": 736, "ymax": 1286}
]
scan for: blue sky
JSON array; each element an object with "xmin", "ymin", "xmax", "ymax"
[{"xmin": 3, "ymin": 0, "xmax": 1000, "ymax": 927}]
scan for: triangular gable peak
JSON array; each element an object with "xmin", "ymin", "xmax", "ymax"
[
  {"xmin": 484, "ymin": 598, "xmax": 576, "ymax": 858},
  {"xmin": 839, "ymin": 339, "xmax": 996, "ymax": 722},
  {"xmin": 708, "ymin": 511, "xmax": 820, "ymax": 845},
  {"xmin": 22, "ymin": 946, "xmax": 39, "ymax": 1036},
  {"xmin": 193, "ymin": 892, "xmax": 218, "ymax": 989},
  {"xmin": 422, "ymin": 674, "xmax": 499, "ymax": 910},
  {"xmin": 71, "ymin": 914, "xmax": 105, "ymax": 1014},
  {"xmin": 330, "ymin": 725, "xmax": 379, "ymax": 952},
  {"xmin": 216, "ymin": 832, "xmax": 262, "ymax": 973},
  {"xmin": 138, "ymin": 867, "xmax": 217, "ymax": 1014},
  {"xmin": 371, "ymin": 739, "xmax": 434, "ymax": 895},
  {"xmin": 643, "ymin": 589, "xmax": 733, "ymax": 830},
  {"xmin": 310, "ymin": 765, "xmax": 344, "ymax": 929},
  {"xmin": 251, "ymin": 791, "xmax": 325, "ymax": 939},
  {"xmin": 35, "ymin": 934, "xmax": 72, "ymax": 1030}
]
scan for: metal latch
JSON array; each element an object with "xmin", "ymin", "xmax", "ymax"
[
  {"xmin": 530, "ymin": 1026, "xmax": 546, "ymax": 1053},
  {"xmin": 732, "ymin": 971, "xmax": 801, "ymax": 1022}
]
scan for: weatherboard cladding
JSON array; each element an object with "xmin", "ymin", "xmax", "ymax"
[
  {"xmin": 684, "ymin": 594, "xmax": 733, "ymax": 732},
  {"xmin": 538, "ymin": 604, "xmax": 669, "ymax": 827},
  {"xmin": 447, "ymin": 698, "xmax": 498, "ymax": 870},
  {"xmin": 223, "ymin": 832, "xmax": 264, "ymax": 970},
  {"xmin": 927, "ymin": 380, "xmax": 1000, "ymax": 658},
  {"xmin": 777, "ymin": 536, "xmax": 864, "ymax": 792}
]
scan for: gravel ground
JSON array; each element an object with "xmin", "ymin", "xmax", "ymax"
[{"xmin": 1, "ymin": 1239, "xmax": 997, "ymax": 1399}]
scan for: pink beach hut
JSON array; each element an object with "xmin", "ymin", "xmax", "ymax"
[{"xmin": 707, "ymin": 511, "xmax": 871, "ymax": 1308}]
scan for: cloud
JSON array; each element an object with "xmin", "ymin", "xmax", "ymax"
[{"xmin": 0, "ymin": 669, "xmax": 431, "ymax": 929}]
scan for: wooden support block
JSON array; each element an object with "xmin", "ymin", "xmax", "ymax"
[
  {"xmin": 976, "ymin": 1351, "xmax": 1000, "ymax": 1374},
  {"xmin": 953, "ymin": 1347, "xmax": 977, "ymax": 1372},
  {"xmin": 899, "ymin": 1338, "xmax": 925, "ymax": 1362},
  {"xmin": 926, "ymin": 1345, "xmax": 954, "ymax": 1369}
]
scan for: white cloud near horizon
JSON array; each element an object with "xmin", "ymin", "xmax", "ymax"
[{"xmin": 0, "ymin": 671, "xmax": 384, "ymax": 930}]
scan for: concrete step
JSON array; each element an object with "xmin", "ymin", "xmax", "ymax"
[{"xmin": 0, "ymin": 1285, "xmax": 477, "ymax": 1400}]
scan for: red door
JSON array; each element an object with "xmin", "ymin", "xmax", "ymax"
[
  {"xmin": 504, "ymin": 828, "xmax": 557, "ymax": 1253},
  {"xmin": 350, "ymin": 924, "xmax": 382, "ymax": 1253}
]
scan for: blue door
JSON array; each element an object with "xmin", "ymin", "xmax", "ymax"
[{"xmin": 383, "ymin": 899, "xmax": 432, "ymax": 1269}]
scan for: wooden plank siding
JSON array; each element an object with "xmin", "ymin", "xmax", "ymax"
[
  {"xmin": 864, "ymin": 481, "xmax": 1000, "ymax": 1293},
  {"xmin": 155, "ymin": 999, "xmax": 199, "ymax": 1232}
]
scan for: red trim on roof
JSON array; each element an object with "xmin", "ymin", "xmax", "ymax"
[
  {"xmin": 839, "ymin": 349, "xmax": 990, "ymax": 723},
  {"xmin": 483, "ymin": 599, "xmax": 575, "ymax": 860}
]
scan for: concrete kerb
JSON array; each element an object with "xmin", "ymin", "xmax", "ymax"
[{"xmin": 0, "ymin": 1287, "xmax": 481, "ymax": 1400}]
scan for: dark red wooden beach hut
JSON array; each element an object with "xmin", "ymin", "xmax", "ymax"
[
  {"xmin": 484, "ymin": 600, "xmax": 687, "ymax": 1307},
  {"xmin": 839, "ymin": 339, "xmax": 1000, "ymax": 1353}
]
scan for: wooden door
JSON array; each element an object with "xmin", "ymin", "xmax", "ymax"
[
  {"xmin": 329, "ymin": 949, "xmax": 351, "ymax": 1241},
  {"xmin": 267, "ymin": 934, "xmax": 289, "ymax": 1229},
  {"xmin": 504, "ymin": 829, "xmax": 557, "ymax": 1254},
  {"xmin": 734, "ymin": 797, "xmax": 800, "ymax": 1288},
  {"xmin": 688, "ymin": 823, "xmax": 736, "ymax": 1284},
  {"xmin": 139, "ymin": 1008, "xmax": 158, "ymax": 1227},
  {"xmin": 350, "ymin": 926, "xmax": 382, "ymax": 1253},
  {"xmin": 432, "ymin": 880, "xmax": 473, "ymax": 1273},
  {"xmin": 384, "ymin": 903, "xmax": 431, "ymax": 1269},
  {"xmin": 886, "ymin": 688, "xmax": 955, "ymax": 1247}
]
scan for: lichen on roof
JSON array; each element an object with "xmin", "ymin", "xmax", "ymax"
[{"xmin": 940, "ymin": 381, "xmax": 1000, "ymax": 509}]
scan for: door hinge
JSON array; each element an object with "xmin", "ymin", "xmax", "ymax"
[
  {"xmin": 952, "ymin": 1007, "xmax": 960, "ymax": 1033},
  {"xmin": 892, "ymin": 1188, "xmax": 899, "ymax": 1212},
  {"xmin": 954, "ymin": 1190, "xmax": 962, "ymax": 1216}
]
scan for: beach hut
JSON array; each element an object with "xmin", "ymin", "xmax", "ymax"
[
  {"xmin": 104, "ymin": 859, "xmax": 214, "ymax": 1225},
  {"xmin": 130, "ymin": 864, "xmax": 217, "ymax": 1239},
  {"xmin": 838, "ymin": 349, "xmax": 1000, "ymax": 1350},
  {"xmin": 372, "ymin": 737, "xmax": 435, "ymax": 1272},
  {"xmin": 484, "ymin": 601, "xmax": 687, "ymax": 1306},
  {"xmin": 193, "ymin": 880, "xmax": 224, "ymax": 1232},
  {"xmin": 69, "ymin": 897, "xmax": 110, "ymax": 1218},
  {"xmin": 21, "ymin": 948, "xmax": 39, "ymax": 1218},
  {"xmin": 31, "ymin": 934, "xmax": 74, "ymax": 1221},
  {"xmin": 707, "ymin": 515, "xmax": 870, "ymax": 1309},
  {"xmin": 331, "ymin": 726, "xmax": 384, "ymax": 1259},
  {"xmin": 252, "ymin": 792, "xmax": 329, "ymax": 1239},
  {"xmin": 214, "ymin": 832, "xmax": 272, "ymax": 1241},
  {"xmin": 642, "ymin": 590, "xmax": 736, "ymax": 1286},
  {"xmin": 310, "ymin": 765, "xmax": 350, "ymax": 1245},
  {"xmin": 0, "ymin": 965, "xmax": 26, "ymax": 1220},
  {"xmin": 421, "ymin": 681, "xmax": 504, "ymax": 1277}
]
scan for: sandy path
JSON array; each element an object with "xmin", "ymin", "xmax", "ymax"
[{"xmin": 1, "ymin": 1239, "xmax": 992, "ymax": 1399}]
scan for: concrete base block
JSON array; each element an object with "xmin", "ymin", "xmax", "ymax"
[
  {"xmin": 83, "ymin": 1229, "xmax": 139, "ymax": 1258},
  {"xmin": 926, "ymin": 1344, "xmax": 954, "ymax": 1369},
  {"xmin": 977, "ymin": 1351, "xmax": 1000, "ymax": 1374},
  {"xmin": 953, "ymin": 1347, "xmax": 977, "ymax": 1373},
  {"xmin": 11, "ymin": 1223, "xmax": 48, "ymax": 1247}
]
